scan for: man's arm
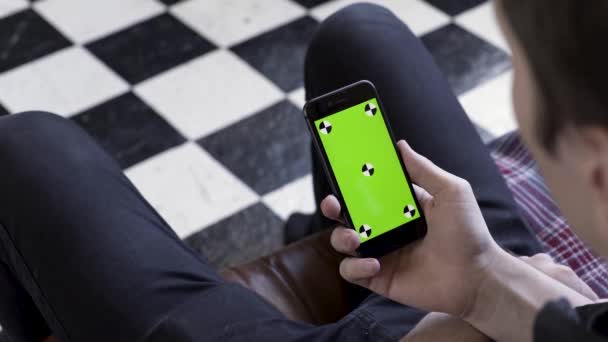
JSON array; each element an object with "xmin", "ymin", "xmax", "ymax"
[
  {"xmin": 464, "ymin": 249, "xmax": 593, "ymax": 342},
  {"xmin": 325, "ymin": 141, "xmax": 597, "ymax": 342},
  {"xmin": 403, "ymin": 312, "xmax": 490, "ymax": 342},
  {"xmin": 404, "ymin": 253, "xmax": 598, "ymax": 342}
]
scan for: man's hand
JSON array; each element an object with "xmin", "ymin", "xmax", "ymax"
[
  {"xmin": 323, "ymin": 140, "xmax": 503, "ymax": 317},
  {"xmin": 521, "ymin": 253, "xmax": 598, "ymax": 301},
  {"xmin": 325, "ymin": 140, "xmax": 594, "ymax": 342}
]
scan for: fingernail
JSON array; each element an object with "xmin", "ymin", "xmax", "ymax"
[
  {"xmin": 365, "ymin": 259, "xmax": 380, "ymax": 273},
  {"xmin": 349, "ymin": 233, "xmax": 360, "ymax": 249}
]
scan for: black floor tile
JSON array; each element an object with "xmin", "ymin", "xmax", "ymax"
[
  {"xmin": 157, "ymin": 0, "xmax": 184, "ymax": 5},
  {"xmin": 198, "ymin": 100, "xmax": 311, "ymax": 195},
  {"xmin": 72, "ymin": 92, "xmax": 186, "ymax": 169},
  {"xmin": 0, "ymin": 9, "xmax": 71, "ymax": 73},
  {"xmin": 292, "ymin": 0, "xmax": 334, "ymax": 8},
  {"xmin": 421, "ymin": 23, "xmax": 511, "ymax": 96},
  {"xmin": 231, "ymin": 16, "xmax": 319, "ymax": 92},
  {"xmin": 424, "ymin": 0, "xmax": 488, "ymax": 16},
  {"xmin": 0, "ymin": 103, "xmax": 8, "ymax": 116},
  {"xmin": 86, "ymin": 13, "xmax": 216, "ymax": 85},
  {"xmin": 185, "ymin": 203, "xmax": 284, "ymax": 269}
]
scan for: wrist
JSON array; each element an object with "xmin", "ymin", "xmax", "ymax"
[
  {"xmin": 462, "ymin": 248, "xmax": 516, "ymax": 322},
  {"xmin": 460, "ymin": 246, "xmax": 510, "ymax": 321},
  {"xmin": 464, "ymin": 249, "xmax": 539, "ymax": 341}
]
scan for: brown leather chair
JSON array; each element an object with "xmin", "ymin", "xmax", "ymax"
[{"xmin": 221, "ymin": 230, "xmax": 356, "ymax": 325}]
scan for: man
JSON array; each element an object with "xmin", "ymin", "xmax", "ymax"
[
  {"xmin": 326, "ymin": 1, "xmax": 608, "ymax": 341},
  {"xmin": 0, "ymin": 1, "xmax": 604, "ymax": 341}
]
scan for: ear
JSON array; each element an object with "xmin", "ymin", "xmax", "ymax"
[{"xmin": 577, "ymin": 127, "xmax": 608, "ymax": 205}]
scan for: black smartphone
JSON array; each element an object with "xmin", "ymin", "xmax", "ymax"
[{"xmin": 304, "ymin": 80, "xmax": 427, "ymax": 258}]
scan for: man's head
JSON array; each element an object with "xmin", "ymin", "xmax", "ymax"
[{"xmin": 495, "ymin": 1, "xmax": 608, "ymax": 254}]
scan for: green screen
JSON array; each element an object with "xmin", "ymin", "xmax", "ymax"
[{"xmin": 315, "ymin": 98, "xmax": 420, "ymax": 243}]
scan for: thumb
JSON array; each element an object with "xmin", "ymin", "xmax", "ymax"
[{"xmin": 397, "ymin": 140, "xmax": 454, "ymax": 195}]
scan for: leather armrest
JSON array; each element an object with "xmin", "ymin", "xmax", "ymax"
[{"xmin": 220, "ymin": 230, "xmax": 356, "ymax": 325}]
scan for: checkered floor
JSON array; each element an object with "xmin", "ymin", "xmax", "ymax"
[{"xmin": 0, "ymin": 0, "xmax": 514, "ymax": 271}]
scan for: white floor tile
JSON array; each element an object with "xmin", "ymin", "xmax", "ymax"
[
  {"xmin": 310, "ymin": 0, "xmax": 450, "ymax": 36},
  {"xmin": 287, "ymin": 87, "xmax": 306, "ymax": 109},
  {"xmin": 171, "ymin": 0, "xmax": 305, "ymax": 47},
  {"xmin": 459, "ymin": 71, "xmax": 517, "ymax": 137},
  {"xmin": 125, "ymin": 143, "xmax": 259, "ymax": 238},
  {"xmin": 0, "ymin": 0, "xmax": 27, "ymax": 18},
  {"xmin": 135, "ymin": 49, "xmax": 284, "ymax": 140},
  {"xmin": 455, "ymin": 2, "xmax": 510, "ymax": 52},
  {"xmin": 35, "ymin": 0, "xmax": 164, "ymax": 44},
  {"xmin": 0, "ymin": 47, "xmax": 129, "ymax": 116},
  {"xmin": 262, "ymin": 174, "xmax": 316, "ymax": 220}
]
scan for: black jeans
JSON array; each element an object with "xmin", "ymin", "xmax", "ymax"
[{"xmin": 0, "ymin": 4, "xmax": 541, "ymax": 342}]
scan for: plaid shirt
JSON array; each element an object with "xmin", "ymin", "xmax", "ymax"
[{"xmin": 490, "ymin": 132, "xmax": 608, "ymax": 297}]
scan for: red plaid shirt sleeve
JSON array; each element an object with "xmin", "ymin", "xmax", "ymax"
[{"xmin": 490, "ymin": 132, "xmax": 608, "ymax": 297}]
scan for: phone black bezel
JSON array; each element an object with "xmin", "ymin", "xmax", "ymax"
[{"xmin": 303, "ymin": 80, "xmax": 427, "ymax": 258}]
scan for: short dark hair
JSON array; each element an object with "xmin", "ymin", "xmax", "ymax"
[{"xmin": 498, "ymin": 1, "xmax": 608, "ymax": 151}]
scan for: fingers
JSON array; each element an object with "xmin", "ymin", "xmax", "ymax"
[
  {"xmin": 413, "ymin": 184, "xmax": 433, "ymax": 213},
  {"xmin": 330, "ymin": 225, "xmax": 379, "ymax": 286},
  {"xmin": 550, "ymin": 265, "xmax": 599, "ymax": 301},
  {"xmin": 530, "ymin": 253, "xmax": 553, "ymax": 263},
  {"xmin": 330, "ymin": 227, "xmax": 360, "ymax": 256},
  {"xmin": 339, "ymin": 257, "xmax": 380, "ymax": 286},
  {"xmin": 575, "ymin": 280, "xmax": 600, "ymax": 301},
  {"xmin": 397, "ymin": 140, "xmax": 455, "ymax": 195},
  {"xmin": 522, "ymin": 254, "xmax": 599, "ymax": 301},
  {"xmin": 321, "ymin": 195, "xmax": 344, "ymax": 223}
]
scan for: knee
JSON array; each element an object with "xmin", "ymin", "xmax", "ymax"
[
  {"xmin": 0, "ymin": 111, "xmax": 77, "ymax": 147},
  {"xmin": 306, "ymin": 3, "xmax": 397, "ymax": 62},
  {"xmin": 305, "ymin": 3, "xmax": 402, "ymax": 91},
  {"xmin": 0, "ymin": 111, "xmax": 88, "ymax": 167},
  {"xmin": 316, "ymin": 3, "xmax": 395, "ymax": 37},
  {"xmin": 0, "ymin": 111, "xmax": 75, "ymax": 140}
]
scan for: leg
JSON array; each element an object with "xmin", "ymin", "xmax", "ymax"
[
  {"xmin": 0, "ymin": 112, "xmax": 285, "ymax": 341},
  {"xmin": 0, "ymin": 112, "xmax": 408, "ymax": 342},
  {"xmin": 305, "ymin": 3, "xmax": 541, "ymax": 256},
  {"xmin": 305, "ymin": 3, "xmax": 542, "ymax": 339},
  {"xmin": 0, "ymin": 262, "xmax": 50, "ymax": 341}
]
